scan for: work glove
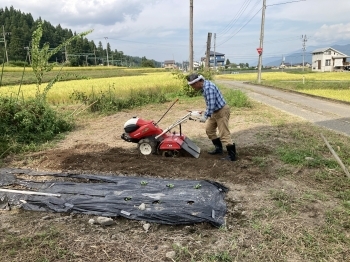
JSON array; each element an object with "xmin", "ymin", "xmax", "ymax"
[{"xmin": 199, "ymin": 115, "xmax": 207, "ymax": 123}]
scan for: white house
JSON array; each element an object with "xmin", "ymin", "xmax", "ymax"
[
  {"xmin": 311, "ymin": 47, "xmax": 349, "ymax": 72},
  {"xmin": 163, "ymin": 60, "xmax": 176, "ymax": 69}
]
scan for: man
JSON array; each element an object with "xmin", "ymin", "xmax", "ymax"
[{"xmin": 186, "ymin": 73, "xmax": 236, "ymax": 161}]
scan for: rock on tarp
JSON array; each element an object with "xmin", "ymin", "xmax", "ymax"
[{"xmin": 0, "ymin": 168, "xmax": 228, "ymax": 227}]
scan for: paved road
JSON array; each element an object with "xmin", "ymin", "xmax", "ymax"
[{"xmin": 217, "ymin": 80, "xmax": 350, "ymax": 137}]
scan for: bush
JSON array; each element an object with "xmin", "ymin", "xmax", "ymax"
[
  {"xmin": 0, "ymin": 97, "xmax": 73, "ymax": 157},
  {"xmin": 223, "ymin": 89, "xmax": 252, "ymax": 108},
  {"xmin": 70, "ymin": 87, "xmax": 168, "ymax": 114},
  {"xmin": 172, "ymin": 70, "xmax": 215, "ymax": 97}
]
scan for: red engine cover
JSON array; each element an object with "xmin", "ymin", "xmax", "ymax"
[{"xmin": 128, "ymin": 119, "xmax": 163, "ymax": 139}]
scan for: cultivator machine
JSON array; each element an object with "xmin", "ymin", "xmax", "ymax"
[{"xmin": 121, "ymin": 100, "xmax": 201, "ymax": 158}]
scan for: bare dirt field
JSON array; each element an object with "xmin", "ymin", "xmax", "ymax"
[{"xmin": 1, "ymin": 98, "xmax": 350, "ymax": 261}]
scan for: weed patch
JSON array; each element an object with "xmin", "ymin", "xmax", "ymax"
[
  {"xmin": 0, "ymin": 227, "xmax": 74, "ymax": 261},
  {"xmin": 70, "ymin": 86, "xmax": 168, "ymax": 114},
  {"xmin": 0, "ymin": 97, "xmax": 72, "ymax": 157}
]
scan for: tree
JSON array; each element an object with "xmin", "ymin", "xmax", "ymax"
[
  {"xmin": 0, "ymin": 6, "xmax": 162, "ymax": 66},
  {"xmin": 225, "ymin": 59, "xmax": 231, "ymax": 69},
  {"xmin": 30, "ymin": 21, "xmax": 92, "ymax": 100},
  {"xmin": 8, "ymin": 27, "xmax": 26, "ymax": 61},
  {"xmin": 141, "ymin": 56, "xmax": 155, "ymax": 68},
  {"xmin": 97, "ymin": 41, "xmax": 104, "ymax": 63}
]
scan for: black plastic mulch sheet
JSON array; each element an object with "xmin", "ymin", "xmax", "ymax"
[{"xmin": 0, "ymin": 168, "xmax": 228, "ymax": 227}]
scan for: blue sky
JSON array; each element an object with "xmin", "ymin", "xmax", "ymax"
[{"xmin": 2, "ymin": 0, "xmax": 350, "ymax": 66}]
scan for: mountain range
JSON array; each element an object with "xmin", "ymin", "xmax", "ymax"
[{"xmin": 263, "ymin": 44, "xmax": 350, "ymax": 67}]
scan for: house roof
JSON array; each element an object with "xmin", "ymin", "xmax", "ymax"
[
  {"xmin": 164, "ymin": 60, "xmax": 175, "ymax": 64},
  {"xmin": 209, "ymin": 51, "xmax": 225, "ymax": 56},
  {"xmin": 312, "ymin": 47, "xmax": 348, "ymax": 57}
]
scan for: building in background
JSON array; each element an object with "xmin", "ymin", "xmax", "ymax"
[
  {"xmin": 201, "ymin": 51, "xmax": 226, "ymax": 68},
  {"xmin": 312, "ymin": 47, "xmax": 349, "ymax": 72},
  {"xmin": 163, "ymin": 60, "xmax": 176, "ymax": 69}
]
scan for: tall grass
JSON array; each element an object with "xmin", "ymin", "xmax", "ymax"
[
  {"xmin": 0, "ymin": 97, "xmax": 73, "ymax": 158},
  {"xmin": 0, "ymin": 22, "xmax": 91, "ymax": 159},
  {"xmin": 223, "ymin": 89, "xmax": 252, "ymax": 108},
  {"xmin": 70, "ymin": 86, "xmax": 168, "ymax": 114}
]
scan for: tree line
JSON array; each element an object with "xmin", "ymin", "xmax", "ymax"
[{"xmin": 0, "ymin": 6, "xmax": 160, "ymax": 67}]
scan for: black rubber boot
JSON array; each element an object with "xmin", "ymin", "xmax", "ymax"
[
  {"xmin": 222, "ymin": 144, "xmax": 237, "ymax": 161},
  {"xmin": 208, "ymin": 138, "xmax": 223, "ymax": 155}
]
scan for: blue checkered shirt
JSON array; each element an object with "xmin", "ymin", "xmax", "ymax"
[{"xmin": 201, "ymin": 80, "xmax": 226, "ymax": 118}]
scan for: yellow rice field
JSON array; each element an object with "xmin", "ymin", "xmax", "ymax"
[
  {"xmin": 2, "ymin": 70, "xmax": 350, "ymax": 104},
  {"xmin": 0, "ymin": 72, "xmax": 181, "ymax": 104},
  {"xmin": 216, "ymin": 71, "xmax": 350, "ymax": 81},
  {"xmin": 216, "ymin": 71, "xmax": 350, "ymax": 103},
  {"xmin": 1, "ymin": 66, "xmax": 164, "ymax": 72},
  {"xmin": 300, "ymin": 89, "xmax": 350, "ymax": 102}
]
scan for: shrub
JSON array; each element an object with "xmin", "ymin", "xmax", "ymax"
[
  {"xmin": 0, "ymin": 97, "xmax": 73, "ymax": 157},
  {"xmin": 172, "ymin": 70, "xmax": 215, "ymax": 97},
  {"xmin": 223, "ymin": 89, "xmax": 252, "ymax": 108},
  {"xmin": 70, "ymin": 86, "xmax": 168, "ymax": 114}
]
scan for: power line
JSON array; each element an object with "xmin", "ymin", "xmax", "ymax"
[
  {"xmin": 102, "ymin": 37, "xmax": 189, "ymax": 47},
  {"xmin": 217, "ymin": 7, "xmax": 262, "ymax": 47},
  {"xmin": 267, "ymin": 0, "xmax": 307, "ymax": 7},
  {"xmin": 216, "ymin": 0, "xmax": 252, "ymax": 37},
  {"xmin": 216, "ymin": 0, "xmax": 261, "ymax": 46},
  {"xmin": 216, "ymin": 0, "xmax": 308, "ymax": 48}
]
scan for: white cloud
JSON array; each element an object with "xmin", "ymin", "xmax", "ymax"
[
  {"xmin": 314, "ymin": 23, "xmax": 350, "ymax": 42},
  {"xmin": 266, "ymin": 0, "xmax": 350, "ymax": 24},
  {"xmin": 2, "ymin": 0, "xmax": 350, "ymax": 63},
  {"xmin": 4, "ymin": 0, "xmax": 151, "ymax": 26}
]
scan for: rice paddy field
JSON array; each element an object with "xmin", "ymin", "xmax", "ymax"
[
  {"xmin": 1, "ymin": 67, "xmax": 350, "ymax": 104},
  {"xmin": 216, "ymin": 71, "xmax": 350, "ymax": 103},
  {"xmin": 0, "ymin": 68, "xmax": 181, "ymax": 105},
  {"xmin": 0, "ymin": 66, "xmax": 166, "ymax": 87}
]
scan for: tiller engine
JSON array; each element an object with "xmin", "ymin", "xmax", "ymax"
[{"xmin": 121, "ymin": 103, "xmax": 201, "ymax": 158}]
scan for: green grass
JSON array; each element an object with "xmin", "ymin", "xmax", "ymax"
[
  {"xmin": 0, "ymin": 227, "xmax": 74, "ymax": 261},
  {"xmin": 222, "ymin": 88, "xmax": 252, "ymax": 108},
  {"xmin": 203, "ymin": 251, "xmax": 233, "ymax": 262},
  {"xmin": 269, "ymin": 189, "xmax": 295, "ymax": 213}
]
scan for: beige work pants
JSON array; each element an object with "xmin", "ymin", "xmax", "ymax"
[{"xmin": 205, "ymin": 104, "xmax": 233, "ymax": 146}]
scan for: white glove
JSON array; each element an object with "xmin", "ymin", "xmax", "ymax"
[{"xmin": 199, "ymin": 115, "xmax": 207, "ymax": 123}]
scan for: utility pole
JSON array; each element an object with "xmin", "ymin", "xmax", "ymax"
[
  {"xmin": 206, "ymin": 32, "xmax": 212, "ymax": 69},
  {"xmin": 24, "ymin": 46, "xmax": 31, "ymax": 64},
  {"xmin": 64, "ymin": 38, "xmax": 69, "ymax": 63},
  {"xmin": 189, "ymin": 0, "xmax": 194, "ymax": 72},
  {"xmin": 104, "ymin": 37, "xmax": 109, "ymax": 66},
  {"xmin": 213, "ymin": 33, "xmax": 216, "ymax": 70},
  {"xmin": 2, "ymin": 25, "xmax": 9, "ymax": 63},
  {"xmin": 93, "ymin": 48, "xmax": 97, "ymax": 65},
  {"xmin": 301, "ymin": 35, "xmax": 307, "ymax": 72},
  {"xmin": 257, "ymin": 0, "xmax": 266, "ymax": 84}
]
